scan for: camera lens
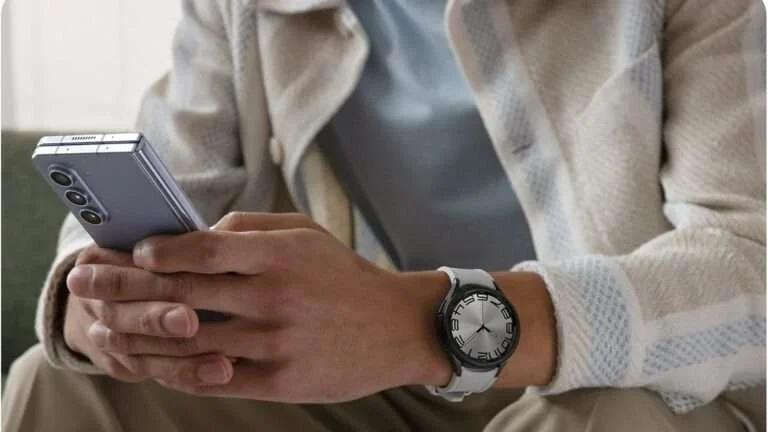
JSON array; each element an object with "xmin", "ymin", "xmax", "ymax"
[
  {"xmin": 49, "ymin": 170, "xmax": 73, "ymax": 186},
  {"xmin": 80, "ymin": 209, "xmax": 103, "ymax": 225},
  {"xmin": 65, "ymin": 190, "xmax": 88, "ymax": 206}
]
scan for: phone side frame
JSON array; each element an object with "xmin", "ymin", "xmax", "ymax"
[{"xmin": 134, "ymin": 137, "xmax": 209, "ymax": 231}]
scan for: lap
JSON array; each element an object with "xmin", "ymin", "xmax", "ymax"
[
  {"xmin": 2, "ymin": 345, "xmax": 521, "ymax": 432},
  {"xmin": 3, "ymin": 345, "xmax": 747, "ymax": 432},
  {"xmin": 484, "ymin": 388, "xmax": 746, "ymax": 432}
]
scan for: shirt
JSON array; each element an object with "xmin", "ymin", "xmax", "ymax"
[{"xmin": 317, "ymin": 0, "xmax": 536, "ymax": 271}]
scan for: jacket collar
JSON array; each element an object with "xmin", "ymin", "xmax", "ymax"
[{"xmin": 254, "ymin": 0, "xmax": 343, "ymax": 14}]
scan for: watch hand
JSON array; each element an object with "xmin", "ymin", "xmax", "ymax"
[
  {"xmin": 480, "ymin": 298, "xmax": 486, "ymax": 325},
  {"xmin": 463, "ymin": 331, "xmax": 481, "ymax": 347}
]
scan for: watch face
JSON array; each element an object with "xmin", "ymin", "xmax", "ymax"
[{"xmin": 444, "ymin": 286, "xmax": 519, "ymax": 369}]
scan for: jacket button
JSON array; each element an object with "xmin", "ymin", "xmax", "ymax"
[
  {"xmin": 269, "ymin": 136, "xmax": 284, "ymax": 165},
  {"xmin": 335, "ymin": 8, "xmax": 356, "ymax": 38}
]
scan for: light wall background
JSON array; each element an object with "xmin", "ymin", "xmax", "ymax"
[{"xmin": 2, "ymin": 0, "xmax": 181, "ymax": 131}]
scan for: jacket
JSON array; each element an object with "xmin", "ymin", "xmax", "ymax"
[{"xmin": 36, "ymin": 0, "xmax": 766, "ymax": 420}]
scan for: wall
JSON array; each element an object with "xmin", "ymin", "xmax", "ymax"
[{"xmin": 2, "ymin": 0, "xmax": 180, "ymax": 131}]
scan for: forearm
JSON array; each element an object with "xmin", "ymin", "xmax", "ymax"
[{"xmin": 399, "ymin": 270, "xmax": 557, "ymax": 389}]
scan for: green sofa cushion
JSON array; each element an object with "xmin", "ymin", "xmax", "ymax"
[{"xmin": 2, "ymin": 132, "xmax": 67, "ymax": 373}]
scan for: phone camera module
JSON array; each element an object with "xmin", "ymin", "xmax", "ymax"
[
  {"xmin": 49, "ymin": 170, "xmax": 73, "ymax": 187},
  {"xmin": 80, "ymin": 209, "xmax": 104, "ymax": 225},
  {"xmin": 65, "ymin": 190, "xmax": 88, "ymax": 206}
]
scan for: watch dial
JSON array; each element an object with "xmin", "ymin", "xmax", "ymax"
[{"xmin": 449, "ymin": 290, "xmax": 517, "ymax": 365}]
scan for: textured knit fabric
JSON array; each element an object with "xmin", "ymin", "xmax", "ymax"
[
  {"xmin": 317, "ymin": 0, "xmax": 536, "ymax": 271},
  {"xmin": 34, "ymin": 0, "xmax": 765, "ymax": 423}
]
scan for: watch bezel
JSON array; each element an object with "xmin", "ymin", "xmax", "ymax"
[{"xmin": 439, "ymin": 285, "xmax": 520, "ymax": 370}]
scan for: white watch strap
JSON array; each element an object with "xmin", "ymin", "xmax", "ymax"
[
  {"xmin": 428, "ymin": 267, "xmax": 500, "ymax": 402},
  {"xmin": 426, "ymin": 368, "xmax": 498, "ymax": 402},
  {"xmin": 438, "ymin": 266, "xmax": 496, "ymax": 290}
]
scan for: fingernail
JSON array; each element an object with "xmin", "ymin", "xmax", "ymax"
[
  {"xmin": 132, "ymin": 241, "xmax": 151, "ymax": 263},
  {"xmin": 197, "ymin": 361, "xmax": 231, "ymax": 385},
  {"xmin": 162, "ymin": 307, "xmax": 191, "ymax": 337},
  {"xmin": 67, "ymin": 266, "xmax": 93, "ymax": 294},
  {"xmin": 88, "ymin": 322, "xmax": 109, "ymax": 348}
]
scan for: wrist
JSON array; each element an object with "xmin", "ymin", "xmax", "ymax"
[
  {"xmin": 390, "ymin": 270, "xmax": 557, "ymax": 390},
  {"xmin": 491, "ymin": 271, "xmax": 557, "ymax": 388},
  {"xmin": 394, "ymin": 271, "xmax": 453, "ymax": 387}
]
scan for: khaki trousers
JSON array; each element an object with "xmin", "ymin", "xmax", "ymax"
[{"xmin": 3, "ymin": 345, "xmax": 747, "ymax": 432}]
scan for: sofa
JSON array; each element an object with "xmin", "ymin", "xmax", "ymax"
[{"xmin": 2, "ymin": 131, "xmax": 68, "ymax": 376}]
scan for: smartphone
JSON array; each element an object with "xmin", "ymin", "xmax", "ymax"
[{"xmin": 32, "ymin": 132, "xmax": 227, "ymax": 321}]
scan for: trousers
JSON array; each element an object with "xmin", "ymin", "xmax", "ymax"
[{"xmin": 3, "ymin": 345, "xmax": 747, "ymax": 432}]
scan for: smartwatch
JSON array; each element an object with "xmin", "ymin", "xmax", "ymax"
[{"xmin": 426, "ymin": 267, "xmax": 520, "ymax": 401}]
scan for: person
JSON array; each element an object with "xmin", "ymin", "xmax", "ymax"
[{"xmin": 3, "ymin": 0, "xmax": 766, "ymax": 431}]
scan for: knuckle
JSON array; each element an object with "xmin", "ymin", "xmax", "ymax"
[
  {"xmin": 197, "ymin": 235, "xmax": 223, "ymax": 268},
  {"xmin": 166, "ymin": 361, "xmax": 192, "ymax": 386},
  {"xmin": 290, "ymin": 213, "xmax": 326, "ymax": 232},
  {"xmin": 138, "ymin": 310, "xmax": 161, "ymax": 335},
  {"xmin": 295, "ymin": 227, "xmax": 321, "ymax": 240},
  {"xmin": 166, "ymin": 338, "xmax": 202, "ymax": 356},
  {"xmin": 98, "ymin": 302, "xmax": 116, "ymax": 325},
  {"xmin": 272, "ymin": 232, "xmax": 296, "ymax": 265},
  {"xmin": 92, "ymin": 266, "xmax": 125, "ymax": 299},
  {"xmin": 287, "ymin": 212, "xmax": 309, "ymax": 224},
  {"xmin": 82, "ymin": 299, "xmax": 102, "ymax": 320},
  {"xmin": 165, "ymin": 274, "xmax": 193, "ymax": 303},
  {"xmin": 75, "ymin": 246, "xmax": 102, "ymax": 265},
  {"xmin": 100, "ymin": 355, "xmax": 123, "ymax": 377},
  {"xmin": 288, "ymin": 213, "xmax": 319, "ymax": 230},
  {"xmin": 219, "ymin": 211, "xmax": 248, "ymax": 230},
  {"xmin": 105, "ymin": 331, "xmax": 130, "ymax": 353},
  {"xmin": 261, "ymin": 331, "xmax": 287, "ymax": 359},
  {"xmin": 248, "ymin": 233, "xmax": 279, "ymax": 271},
  {"xmin": 173, "ymin": 337, "xmax": 201, "ymax": 355},
  {"xmin": 120, "ymin": 355, "xmax": 144, "ymax": 376},
  {"xmin": 254, "ymin": 289, "xmax": 280, "ymax": 319}
]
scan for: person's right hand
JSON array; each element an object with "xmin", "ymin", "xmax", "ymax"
[{"xmin": 63, "ymin": 244, "xmax": 202, "ymax": 382}]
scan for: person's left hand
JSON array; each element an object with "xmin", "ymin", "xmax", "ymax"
[{"xmin": 67, "ymin": 212, "xmax": 451, "ymax": 402}]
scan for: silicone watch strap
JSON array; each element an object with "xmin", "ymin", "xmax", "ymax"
[
  {"xmin": 438, "ymin": 267, "xmax": 497, "ymax": 291},
  {"xmin": 426, "ymin": 267, "xmax": 500, "ymax": 401},
  {"xmin": 426, "ymin": 368, "xmax": 498, "ymax": 402}
]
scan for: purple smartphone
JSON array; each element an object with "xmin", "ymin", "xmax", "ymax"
[{"xmin": 32, "ymin": 133, "xmax": 226, "ymax": 322}]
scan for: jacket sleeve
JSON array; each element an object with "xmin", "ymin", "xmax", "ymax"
[
  {"xmin": 35, "ymin": 0, "xmax": 251, "ymax": 373},
  {"xmin": 520, "ymin": 0, "xmax": 766, "ymax": 414}
]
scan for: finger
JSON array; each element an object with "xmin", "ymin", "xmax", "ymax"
[
  {"xmin": 212, "ymin": 212, "xmax": 327, "ymax": 233},
  {"xmin": 180, "ymin": 361, "xmax": 287, "ymax": 400},
  {"xmin": 89, "ymin": 320, "xmax": 278, "ymax": 359},
  {"xmin": 76, "ymin": 244, "xmax": 134, "ymax": 267},
  {"xmin": 113, "ymin": 353, "xmax": 233, "ymax": 387},
  {"xmin": 67, "ymin": 264, "xmax": 251, "ymax": 313},
  {"xmin": 88, "ymin": 302, "xmax": 198, "ymax": 338},
  {"xmin": 95, "ymin": 352, "xmax": 146, "ymax": 383},
  {"xmin": 133, "ymin": 231, "xmax": 279, "ymax": 274}
]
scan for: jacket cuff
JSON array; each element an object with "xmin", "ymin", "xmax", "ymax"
[
  {"xmin": 513, "ymin": 257, "xmax": 644, "ymax": 397},
  {"xmin": 34, "ymin": 237, "xmax": 103, "ymax": 374}
]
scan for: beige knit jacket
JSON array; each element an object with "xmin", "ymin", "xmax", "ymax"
[{"xmin": 36, "ymin": 0, "xmax": 765, "ymax": 418}]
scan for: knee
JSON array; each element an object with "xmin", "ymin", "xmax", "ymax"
[
  {"xmin": 4, "ymin": 344, "xmax": 89, "ymax": 408},
  {"xmin": 6, "ymin": 343, "xmax": 99, "ymax": 398},
  {"xmin": 3, "ymin": 344, "xmax": 102, "ymax": 432},
  {"xmin": 3, "ymin": 345, "xmax": 58, "ymax": 430},
  {"xmin": 6, "ymin": 344, "xmax": 51, "ymax": 386}
]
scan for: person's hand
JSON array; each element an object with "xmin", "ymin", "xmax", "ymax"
[
  {"xmin": 64, "ymin": 245, "xmax": 222, "ymax": 383},
  {"xmin": 66, "ymin": 212, "xmax": 451, "ymax": 402}
]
